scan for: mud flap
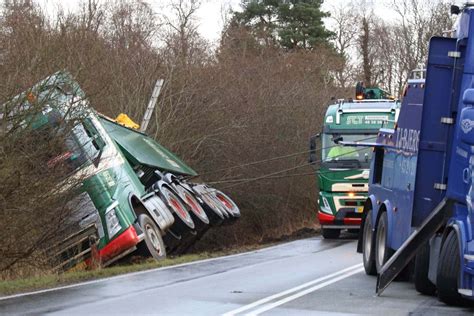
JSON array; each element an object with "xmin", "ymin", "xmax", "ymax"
[{"xmin": 376, "ymin": 198, "xmax": 452, "ymax": 295}]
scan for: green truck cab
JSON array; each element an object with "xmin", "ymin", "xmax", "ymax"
[
  {"xmin": 310, "ymin": 86, "xmax": 400, "ymax": 239},
  {"xmin": 6, "ymin": 71, "xmax": 239, "ymax": 268}
]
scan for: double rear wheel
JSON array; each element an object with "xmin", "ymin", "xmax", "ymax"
[
  {"xmin": 375, "ymin": 212, "xmax": 394, "ymax": 273},
  {"xmin": 362, "ymin": 210, "xmax": 393, "ymax": 275},
  {"xmin": 437, "ymin": 230, "xmax": 471, "ymax": 306},
  {"xmin": 414, "ymin": 241, "xmax": 436, "ymax": 295},
  {"xmin": 362, "ymin": 210, "xmax": 376, "ymax": 275}
]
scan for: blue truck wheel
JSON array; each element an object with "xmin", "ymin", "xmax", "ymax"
[
  {"xmin": 362, "ymin": 210, "xmax": 376, "ymax": 275},
  {"xmin": 437, "ymin": 230, "xmax": 470, "ymax": 306},
  {"xmin": 414, "ymin": 242, "xmax": 436, "ymax": 295},
  {"xmin": 375, "ymin": 212, "xmax": 394, "ymax": 273}
]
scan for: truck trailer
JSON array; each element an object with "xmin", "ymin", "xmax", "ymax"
[{"xmin": 357, "ymin": 3, "xmax": 474, "ymax": 305}]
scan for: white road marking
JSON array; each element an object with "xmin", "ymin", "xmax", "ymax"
[
  {"xmin": 0, "ymin": 238, "xmax": 311, "ymax": 301},
  {"xmin": 223, "ymin": 263, "xmax": 363, "ymax": 316},
  {"xmin": 247, "ymin": 267, "xmax": 365, "ymax": 315}
]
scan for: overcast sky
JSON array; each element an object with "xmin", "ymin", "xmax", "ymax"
[
  {"xmin": 37, "ymin": 0, "xmax": 461, "ymax": 44},
  {"xmin": 38, "ymin": 0, "xmax": 242, "ymax": 43}
]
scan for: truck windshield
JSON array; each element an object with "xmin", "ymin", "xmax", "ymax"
[
  {"xmin": 47, "ymin": 120, "xmax": 102, "ymax": 172},
  {"xmin": 66, "ymin": 123, "xmax": 101, "ymax": 168},
  {"xmin": 322, "ymin": 133, "xmax": 377, "ymax": 167}
]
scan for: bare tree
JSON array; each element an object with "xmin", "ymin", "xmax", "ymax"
[
  {"xmin": 108, "ymin": 0, "xmax": 158, "ymax": 50},
  {"xmin": 389, "ymin": 0, "xmax": 453, "ymax": 94},
  {"xmin": 329, "ymin": 3, "xmax": 358, "ymax": 88},
  {"xmin": 327, "ymin": 0, "xmax": 454, "ymax": 96},
  {"xmin": 161, "ymin": 0, "xmax": 207, "ymax": 67}
]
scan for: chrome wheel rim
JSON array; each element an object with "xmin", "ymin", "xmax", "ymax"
[{"xmin": 145, "ymin": 223, "xmax": 162, "ymax": 254}]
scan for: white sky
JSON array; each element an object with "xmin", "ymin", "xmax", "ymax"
[
  {"xmin": 38, "ymin": 0, "xmax": 242, "ymax": 43},
  {"xmin": 37, "ymin": 0, "xmax": 462, "ymax": 44}
]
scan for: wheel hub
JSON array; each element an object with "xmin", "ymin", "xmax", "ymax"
[{"xmin": 145, "ymin": 224, "xmax": 161, "ymax": 253}]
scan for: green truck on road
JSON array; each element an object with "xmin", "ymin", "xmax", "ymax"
[
  {"xmin": 310, "ymin": 85, "xmax": 400, "ymax": 239},
  {"xmin": 5, "ymin": 71, "xmax": 240, "ymax": 269}
]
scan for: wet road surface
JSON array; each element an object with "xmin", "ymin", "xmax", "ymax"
[{"xmin": 1, "ymin": 235, "xmax": 474, "ymax": 315}]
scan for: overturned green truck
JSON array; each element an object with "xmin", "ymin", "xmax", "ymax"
[{"xmin": 5, "ymin": 71, "xmax": 240, "ymax": 269}]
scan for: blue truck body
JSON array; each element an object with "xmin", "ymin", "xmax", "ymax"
[{"xmin": 358, "ymin": 5, "xmax": 474, "ymax": 305}]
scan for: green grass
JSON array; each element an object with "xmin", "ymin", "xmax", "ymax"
[{"xmin": 0, "ymin": 245, "xmax": 268, "ymax": 297}]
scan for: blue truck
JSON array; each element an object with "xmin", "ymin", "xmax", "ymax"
[{"xmin": 356, "ymin": 4, "xmax": 474, "ymax": 306}]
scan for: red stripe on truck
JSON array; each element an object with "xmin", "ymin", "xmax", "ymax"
[
  {"xmin": 88, "ymin": 226, "xmax": 139, "ymax": 266},
  {"xmin": 343, "ymin": 218, "xmax": 361, "ymax": 225},
  {"xmin": 318, "ymin": 212, "xmax": 335, "ymax": 225}
]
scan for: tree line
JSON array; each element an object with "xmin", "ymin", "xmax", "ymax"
[{"xmin": 330, "ymin": 0, "xmax": 453, "ymax": 94}]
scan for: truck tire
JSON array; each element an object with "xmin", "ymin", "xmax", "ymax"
[
  {"xmin": 160, "ymin": 186, "xmax": 195, "ymax": 230},
  {"xmin": 322, "ymin": 228, "xmax": 340, "ymax": 239},
  {"xmin": 191, "ymin": 184, "xmax": 226, "ymax": 225},
  {"xmin": 437, "ymin": 230, "xmax": 467, "ymax": 306},
  {"xmin": 176, "ymin": 184, "xmax": 210, "ymax": 225},
  {"xmin": 375, "ymin": 212, "xmax": 394, "ymax": 273},
  {"xmin": 214, "ymin": 190, "xmax": 240, "ymax": 220},
  {"xmin": 414, "ymin": 242, "xmax": 436, "ymax": 295},
  {"xmin": 138, "ymin": 214, "xmax": 166, "ymax": 260},
  {"xmin": 362, "ymin": 210, "xmax": 377, "ymax": 275}
]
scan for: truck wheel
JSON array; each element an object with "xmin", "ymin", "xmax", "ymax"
[
  {"xmin": 437, "ymin": 230, "xmax": 467, "ymax": 306},
  {"xmin": 214, "ymin": 190, "xmax": 240, "ymax": 219},
  {"xmin": 160, "ymin": 186, "xmax": 195, "ymax": 230},
  {"xmin": 322, "ymin": 228, "xmax": 340, "ymax": 239},
  {"xmin": 362, "ymin": 210, "xmax": 377, "ymax": 275},
  {"xmin": 176, "ymin": 185, "xmax": 209, "ymax": 225},
  {"xmin": 375, "ymin": 212, "xmax": 394, "ymax": 273},
  {"xmin": 191, "ymin": 184, "xmax": 226, "ymax": 225},
  {"xmin": 414, "ymin": 242, "xmax": 436, "ymax": 295},
  {"xmin": 138, "ymin": 214, "xmax": 166, "ymax": 260}
]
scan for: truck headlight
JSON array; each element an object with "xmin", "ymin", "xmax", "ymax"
[
  {"xmin": 320, "ymin": 196, "xmax": 332, "ymax": 214},
  {"xmin": 105, "ymin": 202, "xmax": 122, "ymax": 238},
  {"xmin": 322, "ymin": 196, "xmax": 330, "ymax": 209}
]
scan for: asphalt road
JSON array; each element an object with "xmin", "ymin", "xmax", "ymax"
[{"xmin": 1, "ymin": 234, "xmax": 474, "ymax": 315}]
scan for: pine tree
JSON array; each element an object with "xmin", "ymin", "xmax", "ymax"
[{"xmin": 234, "ymin": 0, "xmax": 333, "ymax": 49}]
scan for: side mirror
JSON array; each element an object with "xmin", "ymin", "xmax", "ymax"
[
  {"xmin": 309, "ymin": 134, "xmax": 320, "ymax": 164},
  {"xmin": 463, "ymin": 89, "xmax": 474, "ymax": 106},
  {"xmin": 332, "ymin": 135, "xmax": 343, "ymax": 144},
  {"xmin": 451, "ymin": 5, "xmax": 460, "ymax": 15}
]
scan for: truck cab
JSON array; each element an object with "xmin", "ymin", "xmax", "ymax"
[{"xmin": 311, "ymin": 88, "xmax": 399, "ymax": 239}]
